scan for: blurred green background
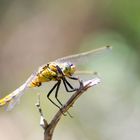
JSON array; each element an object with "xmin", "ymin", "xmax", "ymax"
[{"xmin": 0, "ymin": 0, "xmax": 140, "ymax": 140}]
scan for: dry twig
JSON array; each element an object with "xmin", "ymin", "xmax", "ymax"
[{"xmin": 36, "ymin": 77, "xmax": 100, "ymax": 140}]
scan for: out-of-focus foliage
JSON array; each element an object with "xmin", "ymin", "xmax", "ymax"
[{"xmin": 0, "ymin": 0, "xmax": 140, "ymax": 140}]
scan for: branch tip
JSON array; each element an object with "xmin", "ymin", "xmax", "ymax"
[{"xmin": 36, "ymin": 77, "xmax": 101, "ymax": 140}]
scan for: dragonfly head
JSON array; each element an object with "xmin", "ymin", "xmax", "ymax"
[{"xmin": 63, "ymin": 62, "xmax": 76, "ymax": 76}]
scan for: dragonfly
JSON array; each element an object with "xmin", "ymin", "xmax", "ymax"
[{"xmin": 0, "ymin": 46, "xmax": 111, "ymax": 111}]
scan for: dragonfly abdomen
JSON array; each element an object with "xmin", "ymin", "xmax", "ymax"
[{"xmin": 0, "ymin": 93, "xmax": 15, "ymax": 106}]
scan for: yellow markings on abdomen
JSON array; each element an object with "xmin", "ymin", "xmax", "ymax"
[{"xmin": 0, "ymin": 94, "xmax": 13, "ymax": 106}]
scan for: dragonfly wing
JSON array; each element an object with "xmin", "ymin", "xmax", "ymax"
[
  {"xmin": 5, "ymin": 85, "xmax": 27, "ymax": 111},
  {"xmin": 56, "ymin": 46, "xmax": 112, "ymax": 67},
  {"xmin": 5, "ymin": 72, "xmax": 36, "ymax": 111},
  {"xmin": 75, "ymin": 70, "xmax": 98, "ymax": 75}
]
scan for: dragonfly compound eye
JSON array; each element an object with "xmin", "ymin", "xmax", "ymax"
[{"xmin": 70, "ymin": 64, "xmax": 76, "ymax": 74}]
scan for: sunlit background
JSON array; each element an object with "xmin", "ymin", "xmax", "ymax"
[{"xmin": 0, "ymin": 0, "xmax": 140, "ymax": 140}]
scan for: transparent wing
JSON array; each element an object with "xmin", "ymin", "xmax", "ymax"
[
  {"xmin": 5, "ymin": 72, "xmax": 36, "ymax": 111},
  {"xmin": 5, "ymin": 83, "xmax": 28, "ymax": 111},
  {"xmin": 55, "ymin": 46, "xmax": 112, "ymax": 67},
  {"xmin": 75, "ymin": 70, "xmax": 97, "ymax": 75}
]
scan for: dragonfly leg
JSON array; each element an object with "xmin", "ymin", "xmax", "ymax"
[
  {"xmin": 47, "ymin": 82, "xmax": 61, "ymax": 109},
  {"xmin": 68, "ymin": 76, "xmax": 79, "ymax": 80},
  {"xmin": 47, "ymin": 81, "xmax": 67, "ymax": 116},
  {"xmin": 63, "ymin": 78, "xmax": 78, "ymax": 92},
  {"xmin": 55, "ymin": 80, "xmax": 73, "ymax": 118},
  {"xmin": 69, "ymin": 76, "xmax": 83, "ymax": 88},
  {"xmin": 56, "ymin": 65, "xmax": 78, "ymax": 92},
  {"xmin": 55, "ymin": 80, "xmax": 62, "ymax": 106}
]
